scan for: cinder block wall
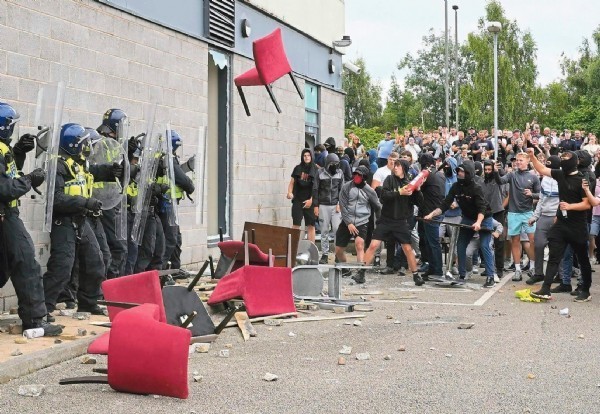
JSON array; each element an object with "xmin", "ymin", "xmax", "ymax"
[{"xmin": 0, "ymin": 0, "xmax": 344, "ymax": 310}]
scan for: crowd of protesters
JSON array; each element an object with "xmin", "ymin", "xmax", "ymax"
[{"xmin": 288, "ymin": 123, "xmax": 599, "ymax": 303}]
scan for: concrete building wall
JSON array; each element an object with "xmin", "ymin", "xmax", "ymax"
[{"xmin": 0, "ymin": 0, "xmax": 345, "ymax": 310}]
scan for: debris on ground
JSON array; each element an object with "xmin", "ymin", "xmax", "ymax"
[
  {"xmin": 356, "ymin": 352, "xmax": 370, "ymax": 361},
  {"xmin": 18, "ymin": 384, "xmax": 45, "ymax": 397},
  {"xmin": 398, "ymin": 346, "xmax": 406, "ymax": 352},
  {"xmin": 338, "ymin": 357, "xmax": 346, "ymax": 365},
  {"xmin": 14, "ymin": 337, "xmax": 28, "ymax": 345},
  {"xmin": 559, "ymin": 308, "xmax": 569, "ymax": 316},
  {"xmin": 218, "ymin": 349, "xmax": 230, "ymax": 358},
  {"xmin": 339, "ymin": 345, "xmax": 352, "ymax": 355},
  {"xmin": 527, "ymin": 373, "xmax": 536, "ymax": 379},
  {"xmin": 458, "ymin": 323, "xmax": 475, "ymax": 329},
  {"xmin": 193, "ymin": 375, "xmax": 203, "ymax": 382},
  {"xmin": 11, "ymin": 349, "xmax": 23, "ymax": 356},
  {"xmin": 264, "ymin": 319, "xmax": 282, "ymax": 326},
  {"xmin": 195, "ymin": 343, "xmax": 210, "ymax": 353},
  {"xmin": 383, "ymin": 355, "xmax": 392, "ymax": 360},
  {"xmin": 263, "ymin": 373, "xmax": 278, "ymax": 381},
  {"xmin": 81, "ymin": 356, "xmax": 97, "ymax": 365},
  {"xmin": 77, "ymin": 328, "xmax": 87, "ymax": 336},
  {"xmin": 353, "ymin": 320, "xmax": 362, "ymax": 327}
]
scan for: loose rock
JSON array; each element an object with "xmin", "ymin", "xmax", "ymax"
[
  {"xmin": 11, "ymin": 349, "xmax": 22, "ymax": 356},
  {"xmin": 72, "ymin": 312, "xmax": 91, "ymax": 320},
  {"xmin": 394, "ymin": 320, "xmax": 402, "ymax": 324},
  {"xmin": 386, "ymin": 315, "xmax": 394, "ymax": 319},
  {"xmin": 195, "ymin": 343, "xmax": 211, "ymax": 353},
  {"xmin": 77, "ymin": 328, "xmax": 87, "ymax": 337},
  {"xmin": 527, "ymin": 373, "xmax": 536, "ymax": 379},
  {"xmin": 356, "ymin": 352, "xmax": 370, "ymax": 361},
  {"xmin": 339, "ymin": 345, "xmax": 352, "ymax": 355},
  {"xmin": 458, "ymin": 323, "xmax": 475, "ymax": 330},
  {"xmin": 338, "ymin": 357, "xmax": 346, "ymax": 365},
  {"xmin": 54, "ymin": 339, "xmax": 62, "ymax": 344},
  {"xmin": 55, "ymin": 303, "xmax": 67, "ymax": 310},
  {"xmin": 383, "ymin": 355, "xmax": 392, "ymax": 360},
  {"xmin": 398, "ymin": 346, "xmax": 406, "ymax": 352},
  {"xmin": 409, "ymin": 305, "xmax": 418, "ymax": 310},
  {"xmin": 445, "ymin": 354, "xmax": 452, "ymax": 358},
  {"xmin": 14, "ymin": 337, "xmax": 28, "ymax": 345},
  {"xmin": 193, "ymin": 375, "xmax": 203, "ymax": 382},
  {"xmin": 59, "ymin": 310, "xmax": 74, "ymax": 317},
  {"xmin": 218, "ymin": 349, "xmax": 230, "ymax": 358},
  {"xmin": 264, "ymin": 319, "xmax": 282, "ymax": 326},
  {"xmin": 90, "ymin": 331, "xmax": 97, "ymax": 336},
  {"xmin": 224, "ymin": 343, "xmax": 233, "ymax": 348},
  {"xmin": 263, "ymin": 372, "xmax": 278, "ymax": 382},
  {"xmin": 353, "ymin": 320, "xmax": 362, "ymax": 327},
  {"xmin": 288, "ymin": 332, "xmax": 296, "ymax": 337},
  {"xmin": 8, "ymin": 324, "xmax": 23, "ymax": 335},
  {"xmin": 18, "ymin": 384, "xmax": 45, "ymax": 397},
  {"xmin": 81, "ymin": 356, "xmax": 97, "ymax": 365},
  {"xmin": 578, "ymin": 334, "xmax": 585, "ymax": 339}
]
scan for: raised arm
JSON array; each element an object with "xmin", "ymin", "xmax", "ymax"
[{"xmin": 526, "ymin": 147, "xmax": 551, "ymax": 177}]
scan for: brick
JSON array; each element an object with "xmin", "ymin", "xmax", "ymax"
[
  {"xmin": 18, "ymin": 31, "xmax": 41, "ymax": 58},
  {"xmin": 6, "ymin": 52, "xmax": 29, "ymax": 78}
]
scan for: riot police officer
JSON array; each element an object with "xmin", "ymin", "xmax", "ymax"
[
  {"xmin": 157, "ymin": 130, "xmax": 194, "ymax": 277},
  {"xmin": 43, "ymin": 123, "xmax": 118, "ymax": 317},
  {"xmin": 0, "ymin": 102, "xmax": 62, "ymax": 336},
  {"xmin": 97, "ymin": 108, "xmax": 128, "ymax": 278}
]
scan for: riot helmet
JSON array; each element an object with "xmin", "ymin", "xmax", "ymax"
[
  {"xmin": 97, "ymin": 108, "xmax": 127, "ymax": 137},
  {"xmin": 60, "ymin": 123, "xmax": 90, "ymax": 156},
  {"xmin": 0, "ymin": 102, "xmax": 19, "ymax": 143}
]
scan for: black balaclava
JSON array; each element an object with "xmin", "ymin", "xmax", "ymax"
[
  {"xmin": 483, "ymin": 160, "xmax": 495, "ymax": 181},
  {"xmin": 545, "ymin": 155, "xmax": 560, "ymax": 170},
  {"xmin": 419, "ymin": 153, "xmax": 435, "ymax": 169},
  {"xmin": 325, "ymin": 153, "xmax": 340, "ymax": 175},
  {"xmin": 560, "ymin": 151, "xmax": 578, "ymax": 174},
  {"xmin": 457, "ymin": 163, "xmax": 474, "ymax": 186},
  {"xmin": 344, "ymin": 147, "xmax": 355, "ymax": 164},
  {"xmin": 575, "ymin": 150, "xmax": 592, "ymax": 169},
  {"xmin": 474, "ymin": 161, "xmax": 483, "ymax": 177}
]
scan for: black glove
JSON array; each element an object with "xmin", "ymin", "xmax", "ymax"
[
  {"xmin": 156, "ymin": 158, "xmax": 166, "ymax": 177},
  {"xmin": 26, "ymin": 168, "xmax": 46, "ymax": 188},
  {"xmin": 85, "ymin": 198, "xmax": 103, "ymax": 211},
  {"xmin": 112, "ymin": 162, "xmax": 124, "ymax": 179},
  {"xmin": 149, "ymin": 195, "xmax": 159, "ymax": 206},
  {"xmin": 14, "ymin": 134, "xmax": 36, "ymax": 154},
  {"xmin": 151, "ymin": 183, "xmax": 169, "ymax": 196},
  {"xmin": 128, "ymin": 136, "xmax": 139, "ymax": 156}
]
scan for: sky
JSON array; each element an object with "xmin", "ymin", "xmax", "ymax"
[{"xmin": 344, "ymin": 0, "xmax": 600, "ymax": 97}]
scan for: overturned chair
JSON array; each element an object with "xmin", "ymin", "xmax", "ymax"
[{"xmin": 60, "ymin": 304, "xmax": 191, "ymax": 399}]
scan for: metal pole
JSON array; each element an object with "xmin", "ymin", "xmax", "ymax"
[
  {"xmin": 444, "ymin": 0, "xmax": 450, "ymax": 129},
  {"xmin": 454, "ymin": 6, "xmax": 459, "ymax": 130},
  {"xmin": 493, "ymin": 33, "xmax": 499, "ymax": 160}
]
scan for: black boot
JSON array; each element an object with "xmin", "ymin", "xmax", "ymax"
[{"xmin": 352, "ymin": 269, "xmax": 366, "ymax": 284}]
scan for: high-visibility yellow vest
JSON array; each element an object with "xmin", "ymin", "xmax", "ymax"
[
  {"xmin": 0, "ymin": 141, "xmax": 20, "ymax": 207},
  {"xmin": 63, "ymin": 157, "xmax": 94, "ymax": 198}
]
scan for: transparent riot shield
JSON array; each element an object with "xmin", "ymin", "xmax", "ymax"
[
  {"xmin": 193, "ymin": 126, "xmax": 207, "ymax": 225},
  {"xmin": 164, "ymin": 123, "xmax": 179, "ymax": 226},
  {"xmin": 34, "ymin": 82, "xmax": 65, "ymax": 233},
  {"xmin": 131, "ymin": 103, "xmax": 159, "ymax": 245},
  {"xmin": 117, "ymin": 119, "xmax": 130, "ymax": 240},
  {"xmin": 88, "ymin": 138, "xmax": 124, "ymax": 210}
]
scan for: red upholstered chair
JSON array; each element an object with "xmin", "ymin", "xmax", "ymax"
[
  {"xmin": 207, "ymin": 265, "xmax": 296, "ymax": 317},
  {"xmin": 218, "ymin": 240, "xmax": 269, "ymax": 272},
  {"xmin": 87, "ymin": 270, "xmax": 166, "ymax": 355},
  {"xmin": 60, "ymin": 304, "xmax": 191, "ymax": 399},
  {"xmin": 235, "ymin": 27, "xmax": 304, "ymax": 116}
]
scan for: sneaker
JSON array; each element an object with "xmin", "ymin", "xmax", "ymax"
[
  {"xmin": 472, "ymin": 268, "xmax": 480, "ymax": 275},
  {"xmin": 451, "ymin": 266, "xmax": 459, "ymax": 276},
  {"xmin": 352, "ymin": 269, "xmax": 366, "ymax": 284},
  {"xmin": 483, "ymin": 277, "xmax": 495, "ymax": 288},
  {"xmin": 494, "ymin": 274, "xmax": 500, "ymax": 283},
  {"xmin": 319, "ymin": 254, "xmax": 329, "ymax": 265},
  {"xmin": 530, "ymin": 288, "xmax": 552, "ymax": 300},
  {"xmin": 455, "ymin": 277, "xmax": 466, "ymax": 285},
  {"xmin": 445, "ymin": 273, "xmax": 456, "ymax": 282},
  {"xmin": 522, "ymin": 261, "xmax": 530, "ymax": 271},
  {"xmin": 526, "ymin": 274, "xmax": 544, "ymax": 285},
  {"xmin": 413, "ymin": 273, "xmax": 424, "ymax": 286},
  {"xmin": 46, "ymin": 313, "xmax": 55, "ymax": 323},
  {"xmin": 373, "ymin": 256, "xmax": 381, "ymax": 268},
  {"xmin": 550, "ymin": 283, "xmax": 572, "ymax": 293},
  {"xmin": 427, "ymin": 275, "xmax": 445, "ymax": 282},
  {"xmin": 23, "ymin": 320, "xmax": 63, "ymax": 337},
  {"xmin": 512, "ymin": 270, "xmax": 522, "ymax": 282},
  {"xmin": 417, "ymin": 262, "xmax": 429, "ymax": 273},
  {"xmin": 341, "ymin": 268, "xmax": 352, "ymax": 278},
  {"xmin": 505, "ymin": 262, "xmax": 516, "ymax": 271},
  {"xmin": 397, "ymin": 268, "xmax": 406, "ymax": 276},
  {"xmin": 379, "ymin": 267, "xmax": 396, "ymax": 275},
  {"xmin": 574, "ymin": 290, "xmax": 591, "ymax": 302},
  {"xmin": 570, "ymin": 285, "xmax": 583, "ymax": 296},
  {"xmin": 552, "ymin": 275, "xmax": 562, "ymax": 284}
]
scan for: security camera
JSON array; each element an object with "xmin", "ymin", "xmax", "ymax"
[{"xmin": 343, "ymin": 61, "xmax": 362, "ymax": 75}]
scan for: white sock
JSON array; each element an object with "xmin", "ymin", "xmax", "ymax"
[
  {"xmin": 515, "ymin": 263, "xmax": 521, "ymax": 271},
  {"xmin": 529, "ymin": 260, "xmax": 535, "ymax": 269}
]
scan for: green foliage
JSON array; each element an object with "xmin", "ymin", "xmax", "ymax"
[
  {"xmin": 342, "ymin": 58, "xmax": 383, "ymax": 128},
  {"xmin": 381, "ymin": 75, "xmax": 424, "ymax": 131},
  {"xmin": 344, "ymin": 125, "xmax": 386, "ymax": 151}
]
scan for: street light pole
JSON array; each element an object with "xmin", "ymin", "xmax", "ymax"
[
  {"xmin": 452, "ymin": 5, "xmax": 459, "ymax": 130},
  {"xmin": 487, "ymin": 21, "xmax": 502, "ymax": 160},
  {"xmin": 444, "ymin": 0, "xmax": 449, "ymax": 129}
]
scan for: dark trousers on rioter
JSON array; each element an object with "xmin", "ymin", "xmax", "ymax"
[
  {"xmin": 457, "ymin": 216, "xmax": 495, "ymax": 278},
  {"xmin": 542, "ymin": 221, "xmax": 591, "ymax": 290},
  {"xmin": 0, "ymin": 209, "xmax": 47, "ymax": 326},
  {"xmin": 43, "ymin": 217, "xmax": 106, "ymax": 314}
]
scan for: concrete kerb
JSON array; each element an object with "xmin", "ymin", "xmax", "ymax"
[{"xmin": 0, "ymin": 336, "xmax": 96, "ymax": 384}]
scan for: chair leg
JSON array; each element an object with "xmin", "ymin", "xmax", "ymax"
[
  {"xmin": 265, "ymin": 85, "xmax": 282, "ymax": 113},
  {"xmin": 236, "ymin": 85, "xmax": 251, "ymax": 117},
  {"xmin": 60, "ymin": 376, "xmax": 109, "ymax": 385},
  {"xmin": 289, "ymin": 72, "xmax": 304, "ymax": 99}
]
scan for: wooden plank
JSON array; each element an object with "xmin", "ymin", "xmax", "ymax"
[
  {"xmin": 234, "ymin": 312, "xmax": 251, "ymax": 341},
  {"xmin": 223, "ymin": 312, "xmax": 298, "ymax": 328},
  {"xmin": 190, "ymin": 334, "xmax": 218, "ymax": 344},
  {"xmin": 282, "ymin": 314, "xmax": 366, "ymax": 323}
]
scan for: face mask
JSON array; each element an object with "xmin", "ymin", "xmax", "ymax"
[
  {"xmin": 484, "ymin": 172, "xmax": 493, "ymax": 179},
  {"xmin": 444, "ymin": 167, "xmax": 453, "ymax": 178},
  {"xmin": 328, "ymin": 163, "xmax": 339, "ymax": 174},
  {"xmin": 352, "ymin": 174, "xmax": 364, "ymax": 186},
  {"xmin": 560, "ymin": 155, "xmax": 578, "ymax": 174}
]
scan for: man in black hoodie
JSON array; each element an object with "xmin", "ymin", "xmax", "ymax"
[
  {"xmin": 355, "ymin": 159, "xmax": 424, "ymax": 285},
  {"xmin": 287, "ymin": 149, "xmax": 317, "ymax": 243},
  {"xmin": 424, "ymin": 162, "xmax": 496, "ymax": 287}
]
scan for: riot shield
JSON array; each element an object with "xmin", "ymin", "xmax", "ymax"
[
  {"xmin": 117, "ymin": 119, "xmax": 130, "ymax": 240},
  {"xmin": 193, "ymin": 126, "xmax": 207, "ymax": 225},
  {"xmin": 88, "ymin": 138, "xmax": 125, "ymax": 210},
  {"xmin": 34, "ymin": 82, "xmax": 65, "ymax": 233},
  {"xmin": 131, "ymin": 103, "xmax": 159, "ymax": 245},
  {"xmin": 164, "ymin": 123, "xmax": 179, "ymax": 226}
]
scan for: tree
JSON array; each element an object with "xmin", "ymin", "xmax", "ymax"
[
  {"xmin": 398, "ymin": 29, "xmax": 466, "ymax": 129},
  {"xmin": 381, "ymin": 74, "xmax": 423, "ymax": 131},
  {"xmin": 461, "ymin": 0, "xmax": 539, "ymax": 130},
  {"xmin": 343, "ymin": 57, "xmax": 383, "ymax": 128}
]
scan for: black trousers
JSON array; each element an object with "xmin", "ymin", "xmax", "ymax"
[
  {"xmin": 158, "ymin": 211, "xmax": 179, "ymax": 269},
  {"xmin": 44, "ymin": 218, "xmax": 105, "ymax": 313},
  {"xmin": 125, "ymin": 211, "xmax": 138, "ymax": 275},
  {"xmin": 543, "ymin": 221, "xmax": 592, "ymax": 290},
  {"xmin": 493, "ymin": 210, "xmax": 506, "ymax": 276},
  {"xmin": 134, "ymin": 214, "xmax": 165, "ymax": 273},
  {"xmin": 101, "ymin": 206, "xmax": 127, "ymax": 278},
  {"xmin": 57, "ymin": 216, "xmax": 111, "ymax": 304},
  {"xmin": 0, "ymin": 210, "xmax": 47, "ymax": 325}
]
